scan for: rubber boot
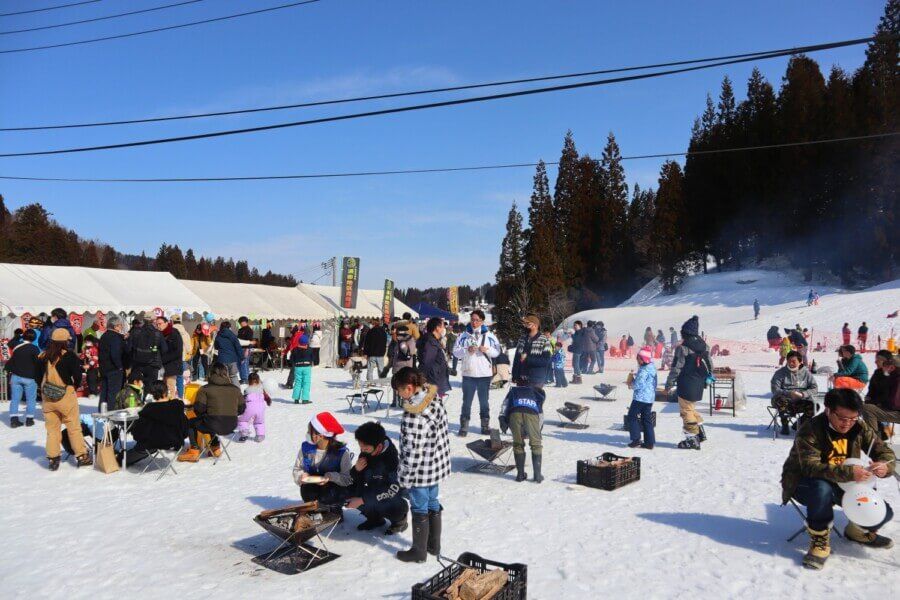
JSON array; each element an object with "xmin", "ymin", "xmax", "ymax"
[
  {"xmin": 48, "ymin": 456, "xmax": 61, "ymax": 471},
  {"xmin": 480, "ymin": 417, "xmax": 490, "ymax": 435},
  {"xmin": 803, "ymin": 526, "xmax": 831, "ymax": 570},
  {"xmin": 514, "ymin": 452, "xmax": 527, "ymax": 482},
  {"xmin": 427, "ymin": 510, "xmax": 442, "ymax": 556},
  {"xmin": 779, "ymin": 415, "xmax": 791, "ymax": 436},
  {"xmin": 457, "ymin": 418, "xmax": 469, "ymax": 438},
  {"xmin": 532, "ymin": 454, "xmax": 544, "ymax": 483},
  {"xmin": 844, "ymin": 522, "xmax": 894, "ymax": 549},
  {"xmin": 396, "ymin": 513, "xmax": 429, "ymax": 563}
]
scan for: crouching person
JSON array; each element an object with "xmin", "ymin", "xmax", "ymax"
[
  {"xmin": 392, "ymin": 367, "xmax": 451, "ymax": 563},
  {"xmin": 292, "ymin": 411, "xmax": 353, "ymax": 506},
  {"xmin": 781, "ymin": 388, "xmax": 896, "ymax": 570},
  {"xmin": 770, "ymin": 350, "xmax": 818, "ymax": 435},
  {"xmin": 179, "ymin": 362, "xmax": 244, "ymax": 462},
  {"xmin": 346, "ymin": 421, "xmax": 409, "ymax": 535},
  {"xmin": 499, "ymin": 378, "xmax": 545, "ymax": 483}
]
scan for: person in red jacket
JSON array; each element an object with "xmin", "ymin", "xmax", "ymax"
[{"xmin": 842, "ymin": 323, "xmax": 851, "ymax": 346}]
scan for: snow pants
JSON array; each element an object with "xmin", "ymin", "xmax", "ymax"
[
  {"xmin": 292, "ymin": 366, "xmax": 312, "ymax": 402},
  {"xmin": 238, "ymin": 399, "xmax": 266, "ymax": 437},
  {"xmin": 43, "ymin": 391, "xmax": 87, "ymax": 459},
  {"xmin": 509, "ymin": 411, "xmax": 542, "ymax": 457},
  {"xmin": 678, "ymin": 397, "xmax": 703, "ymax": 436},
  {"xmin": 833, "ymin": 377, "xmax": 866, "ymax": 391}
]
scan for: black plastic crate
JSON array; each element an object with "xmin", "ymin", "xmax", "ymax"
[
  {"xmin": 412, "ymin": 552, "xmax": 527, "ymax": 600},
  {"xmin": 576, "ymin": 452, "xmax": 641, "ymax": 491},
  {"xmin": 622, "ymin": 411, "xmax": 657, "ymax": 429}
]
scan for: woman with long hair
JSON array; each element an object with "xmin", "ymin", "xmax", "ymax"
[{"xmin": 40, "ymin": 328, "xmax": 91, "ymax": 471}]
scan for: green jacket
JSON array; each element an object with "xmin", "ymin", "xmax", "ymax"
[
  {"xmin": 781, "ymin": 413, "xmax": 895, "ymax": 503},
  {"xmin": 836, "ymin": 353, "xmax": 869, "ymax": 383}
]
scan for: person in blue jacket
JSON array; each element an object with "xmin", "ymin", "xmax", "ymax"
[
  {"xmin": 499, "ymin": 378, "xmax": 545, "ymax": 483},
  {"xmin": 626, "ymin": 346, "xmax": 657, "ymax": 449},
  {"xmin": 213, "ymin": 321, "xmax": 243, "ymax": 386},
  {"xmin": 40, "ymin": 308, "xmax": 76, "ymax": 351},
  {"xmin": 346, "ymin": 421, "xmax": 409, "ymax": 535}
]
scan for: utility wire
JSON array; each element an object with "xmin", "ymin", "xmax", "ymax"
[
  {"xmin": 2, "ymin": 42, "xmax": 834, "ymax": 131},
  {"xmin": 0, "ymin": 0, "xmax": 323, "ymax": 54},
  {"xmin": 0, "ymin": 0, "xmax": 207, "ymax": 35},
  {"xmin": 2, "ymin": 131, "xmax": 894, "ymax": 183},
  {"xmin": 0, "ymin": 36, "xmax": 883, "ymax": 158},
  {"xmin": 0, "ymin": 0, "xmax": 101, "ymax": 18}
]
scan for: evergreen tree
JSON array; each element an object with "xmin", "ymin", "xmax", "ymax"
[
  {"xmin": 599, "ymin": 132, "xmax": 631, "ymax": 294},
  {"xmin": 168, "ymin": 245, "xmax": 186, "ymax": 278},
  {"xmin": 494, "ymin": 202, "xmax": 527, "ymax": 344},
  {"xmin": 196, "ymin": 257, "xmax": 211, "ymax": 280},
  {"xmin": 0, "ymin": 195, "xmax": 10, "ymax": 261},
  {"xmin": 7, "ymin": 204, "xmax": 54, "ymax": 264},
  {"xmin": 100, "ymin": 245, "xmax": 118, "ymax": 269},
  {"xmin": 82, "ymin": 241, "xmax": 100, "ymax": 267},
  {"xmin": 652, "ymin": 161, "xmax": 689, "ymax": 292},
  {"xmin": 551, "ymin": 131, "xmax": 581, "ymax": 286},
  {"xmin": 155, "ymin": 244, "xmax": 171, "ymax": 272},
  {"xmin": 235, "ymin": 260, "xmax": 250, "ymax": 282},
  {"xmin": 137, "ymin": 251, "xmax": 150, "ymax": 271},
  {"xmin": 184, "ymin": 248, "xmax": 198, "ymax": 279},
  {"xmin": 524, "ymin": 161, "xmax": 566, "ymax": 306}
]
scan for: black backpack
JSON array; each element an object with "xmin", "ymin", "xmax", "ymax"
[{"xmin": 131, "ymin": 327, "xmax": 161, "ymax": 367}]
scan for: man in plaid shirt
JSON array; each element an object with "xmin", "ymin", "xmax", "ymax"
[{"xmin": 392, "ymin": 367, "xmax": 451, "ymax": 563}]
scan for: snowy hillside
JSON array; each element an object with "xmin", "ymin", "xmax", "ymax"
[{"xmin": 566, "ymin": 269, "xmax": 899, "ymax": 351}]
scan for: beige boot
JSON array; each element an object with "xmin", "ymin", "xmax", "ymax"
[
  {"xmin": 802, "ymin": 526, "xmax": 831, "ymax": 570},
  {"xmin": 844, "ymin": 522, "xmax": 894, "ymax": 549}
]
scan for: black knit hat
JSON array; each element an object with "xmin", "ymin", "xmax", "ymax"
[{"xmin": 681, "ymin": 315, "xmax": 699, "ymax": 337}]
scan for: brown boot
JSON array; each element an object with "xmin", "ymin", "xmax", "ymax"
[
  {"xmin": 178, "ymin": 447, "xmax": 201, "ymax": 463},
  {"xmin": 803, "ymin": 526, "xmax": 831, "ymax": 570},
  {"xmin": 844, "ymin": 522, "xmax": 894, "ymax": 549}
]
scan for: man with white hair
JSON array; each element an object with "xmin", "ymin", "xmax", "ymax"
[{"xmin": 98, "ymin": 315, "xmax": 127, "ymax": 412}]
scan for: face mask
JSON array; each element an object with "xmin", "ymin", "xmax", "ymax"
[{"xmin": 787, "ymin": 365, "xmax": 799, "ymax": 372}]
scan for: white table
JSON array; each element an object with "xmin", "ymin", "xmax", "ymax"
[{"xmin": 91, "ymin": 409, "xmax": 139, "ymax": 473}]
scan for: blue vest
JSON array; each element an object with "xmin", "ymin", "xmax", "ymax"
[
  {"xmin": 301, "ymin": 441, "xmax": 347, "ymax": 476},
  {"xmin": 506, "ymin": 386, "xmax": 544, "ymax": 415}
]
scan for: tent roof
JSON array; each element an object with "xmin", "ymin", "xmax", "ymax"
[
  {"xmin": 0, "ymin": 263, "xmax": 210, "ymax": 317},
  {"xmin": 180, "ymin": 280, "xmax": 329, "ymax": 321},
  {"xmin": 297, "ymin": 283, "xmax": 418, "ymax": 319},
  {"xmin": 410, "ymin": 302, "xmax": 457, "ymax": 320}
]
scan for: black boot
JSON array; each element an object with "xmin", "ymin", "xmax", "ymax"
[
  {"xmin": 427, "ymin": 510, "xmax": 442, "ymax": 556},
  {"xmin": 514, "ymin": 453, "xmax": 527, "ymax": 482},
  {"xmin": 385, "ymin": 515, "xmax": 408, "ymax": 535},
  {"xmin": 357, "ymin": 517, "xmax": 386, "ymax": 531},
  {"xmin": 48, "ymin": 456, "xmax": 61, "ymax": 471},
  {"xmin": 779, "ymin": 415, "xmax": 791, "ymax": 436},
  {"xmin": 396, "ymin": 513, "xmax": 429, "ymax": 563},
  {"xmin": 10, "ymin": 416, "xmax": 23, "ymax": 428},
  {"xmin": 458, "ymin": 418, "xmax": 469, "ymax": 437},
  {"xmin": 25, "ymin": 417, "xmax": 34, "ymax": 427},
  {"xmin": 480, "ymin": 417, "xmax": 490, "ymax": 435},
  {"xmin": 697, "ymin": 424, "xmax": 707, "ymax": 443},
  {"xmin": 532, "ymin": 454, "xmax": 544, "ymax": 483}
]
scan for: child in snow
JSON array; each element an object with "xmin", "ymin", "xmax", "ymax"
[
  {"xmin": 346, "ymin": 421, "xmax": 409, "ymax": 535},
  {"xmin": 626, "ymin": 347, "xmax": 657, "ymax": 449},
  {"xmin": 499, "ymin": 378, "xmax": 545, "ymax": 483},
  {"xmin": 552, "ymin": 337, "xmax": 568, "ymax": 388},
  {"xmin": 392, "ymin": 367, "xmax": 451, "ymax": 563},
  {"xmin": 778, "ymin": 336, "xmax": 793, "ymax": 366},
  {"xmin": 290, "ymin": 335, "xmax": 314, "ymax": 404},
  {"xmin": 292, "ymin": 411, "xmax": 353, "ymax": 506},
  {"xmin": 80, "ymin": 335, "xmax": 100, "ymax": 396},
  {"xmin": 660, "ymin": 344, "xmax": 674, "ymax": 371},
  {"xmin": 238, "ymin": 372, "xmax": 269, "ymax": 442},
  {"xmin": 114, "ymin": 371, "xmax": 144, "ymax": 410}
]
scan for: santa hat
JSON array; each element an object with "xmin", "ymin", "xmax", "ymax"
[
  {"xmin": 637, "ymin": 346, "xmax": 653, "ymax": 365},
  {"xmin": 310, "ymin": 412, "xmax": 344, "ymax": 438}
]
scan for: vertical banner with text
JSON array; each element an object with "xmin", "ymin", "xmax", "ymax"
[
  {"xmin": 448, "ymin": 286, "xmax": 459, "ymax": 315},
  {"xmin": 382, "ymin": 279, "xmax": 395, "ymax": 324},
  {"xmin": 341, "ymin": 257, "xmax": 361, "ymax": 310}
]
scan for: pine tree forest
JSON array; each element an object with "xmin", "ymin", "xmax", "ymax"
[{"xmin": 494, "ymin": 8, "xmax": 898, "ymax": 340}]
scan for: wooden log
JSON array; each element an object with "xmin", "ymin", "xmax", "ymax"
[
  {"xmin": 442, "ymin": 568, "xmax": 478, "ymax": 599},
  {"xmin": 460, "ymin": 570, "xmax": 508, "ymax": 600}
]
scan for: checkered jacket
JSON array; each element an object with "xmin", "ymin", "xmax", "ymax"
[{"xmin": 398, "ymin": 385, "xmax": 451, "ymax": 489}]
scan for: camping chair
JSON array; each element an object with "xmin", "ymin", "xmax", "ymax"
[
  {"xmin": 784, "ymin": 498, "xmax": 844, "ymax": 542},
  {"xmin": 139, "ymin": 444, "xmax": 186, "ymax": 481},
  {"xmin": 766, "ymin": 406, "xmax": 799, "ymax": 440},
  {"xmin": 198, "ymin": 427, "xmax": 239, "ymax": 465},
  {"xmin": 345, "ymin": 388, "xmax": 384, "ymax": 415}
]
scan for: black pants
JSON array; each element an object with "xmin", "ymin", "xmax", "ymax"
[
  {"xmin": 187, "ymin": 416, "xmax": 222, "ymax": 449},
  {"xmin": 312, "ymin": 348, "xmax": 320, "ymax": 366},
  {"xmin": 191, "ymin": 354, "xmax": 209, "ymax": 379},
  {"xmin": 134, "ymin": 364, "xmax": 161, "ymax": 385},
  {"xmin": 99, "ymin": 369, "xmax": 124, "ymax": 411},
  {"xmin": 300, "ymin": 482, "xmax": 349, "ymax": 507},
  {"xmin": 360, "ymin": 496, "xmax": 408, "ymax": 524},
  {"xmin": 285, "ymin": 366, "xmax": 295, "ymax": 388},
  {"xmin": 86, "ymin": 368, "xmax": 100, "ymax": 395}
]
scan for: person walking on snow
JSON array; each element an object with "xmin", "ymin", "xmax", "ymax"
[
  {"xmin": 237, "ymin": 372, "xmax": 269, "ymax": 442},
  {"xmin": 290, "ymin": 335, "xmax": 315, "ymax": 404},
  {"xmin": 669, "ymin": 326, "xmax": 678, "ymax": 348},
  {"xmin": 753, "ymin": 299, "xmax": 760, "ymax": 320},
  {"xmin": 857, "ymin": 322, "xmax": 869, "ymax": 352},
  {"xmin": 665, "ymin": 316, "xmax": 712, "ymax": 450},
  {"xmin": 842, "ymin": 323, "xmax": 852, "ymax": 346},
  {"xmin": 626, "ymin": 347, "xmax": 657, "ymax": 449},
  {"xmin": 807, "ymin": 289, "xmax": 815, "ymax": 307}
]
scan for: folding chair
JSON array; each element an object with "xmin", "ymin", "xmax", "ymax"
[
  {"xmin": 140, "ymin": 445, "xmax": 186, "ymax": 481},
  {"xmin": 345, "ymin": 388, "xmax": 384, "ymax": 415},
  {"xmin": 199, "ymin": 429, "xmax": 239, "ymax": 465},
  {"xmin": 766, "ymin": 406, "xmax": 799, "ymax": 440},
  {"xmin": 785, "ymin": 498, "xmax": 844, "ymax": 542}
]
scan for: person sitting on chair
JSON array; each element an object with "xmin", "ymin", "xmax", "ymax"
[
  {"xmin": 771, "ymin": 350, "xmax": 818, "ymax": 435},
  {"xmin": 781, "ymin": 388, "xmax": 895, "ymax": 570},
  {"xmin": 862, "ymin": 350, "xmax": 900, "ymax": 438},
  {"xmin": 179, "ymin": 362, "xmax": 244, "ymax": 462},
  {"xmin": 832, "ymin": 345, "xmax": 868, "ymax": 391},
  {"xmin": 126, "ymin": 380, "xmax": 189, "ymax": 466},
  {"xmin": 345, "ymin": 421, "xmax": 409, "ymax": 535},
  {"xmin": 292, "ymin": 411, "xmax": 353, "ymax": 506}
]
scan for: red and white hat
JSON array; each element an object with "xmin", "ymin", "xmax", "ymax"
[
  {"xmin": 310, "ymin": 411, "xmax": 344, "ymax": 438},
  {"xmin": 637, "ymin": 346, "xmax": 654, "ymax": 365}
]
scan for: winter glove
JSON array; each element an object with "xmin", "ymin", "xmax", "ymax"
[{"xmin": 498, "ymin": 415, "xmax": 509, "ymax": 434}]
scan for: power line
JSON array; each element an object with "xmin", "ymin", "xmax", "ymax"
[
  {"xmin": 0, "ymin": 0, "xmax": 102, "ymax": 18},
  {"xmin": 0, "ymin": 0, "xmax": 323, "ymax": 54},
  {"xmin": 0, "ymin": 35, "xmax": 881, "ymax": 158},
  {"xmin": 2, "ymin": 131, "xmax": 894, "ymax": 183},
  {"xmin": 2, "ymin": 43, "xmax": 827, "ymax": 131},
  {"xmin": 0, "ymin": 0, "xmax": 207, "ymax": 35}
]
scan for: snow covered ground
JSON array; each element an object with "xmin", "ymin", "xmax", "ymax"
[{"xmin": 2, "ymin": 269, "xmax": 898, "ymax": 599}]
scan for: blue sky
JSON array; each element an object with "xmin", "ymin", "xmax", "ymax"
[{"xmin": 0, "ymin": 0, "xmax": 886, "ymax": 289}]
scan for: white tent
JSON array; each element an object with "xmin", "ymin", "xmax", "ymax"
[
  {"xmin": 180, "ymin": 280, "xmax": 330, "ymax": 321},
  {"xmin": 0, "ymin": 263, "xmax": 210, "ymax": 317},
  {"xmin": 296, "ymin": 283, "xmax": 417, "ymax": 320}
]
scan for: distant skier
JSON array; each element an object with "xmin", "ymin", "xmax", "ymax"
[
  {"xmin": 806, "ymin": 289, "xmax": 815, "ymax": 307},
  {"xmin": 813, "ymin": 290, "xmax": 820, "ymax": 305},
  {"xmin": 753, "ymin": 299, "xmax": 760, "ymax": 320}
]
